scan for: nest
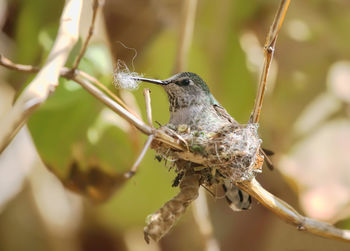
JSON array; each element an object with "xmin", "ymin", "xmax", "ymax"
[
  {"xmin": 152, "ymin": 123, "xmax": 263, "ymax": 186},
  {"xmin": 145, "ymin": 123, "xmax": 263, "ymax": 243}
]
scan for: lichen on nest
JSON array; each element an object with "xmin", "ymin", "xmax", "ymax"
[{"xmin": 152, "ymin": 122, "xmax": 263, "ymax": 184}]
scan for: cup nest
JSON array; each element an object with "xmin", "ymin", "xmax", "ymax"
[{"xmin": 152, "ymin": 123, "xmax": 263, "ymax": 186}]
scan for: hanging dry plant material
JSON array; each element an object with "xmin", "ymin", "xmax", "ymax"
[{"xmin": 144, "ymin": 171, "xmax": 201, "ymax": 243}]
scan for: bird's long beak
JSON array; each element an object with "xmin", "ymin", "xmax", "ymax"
[{"xmin": 131, "ymin": 77, "xmax": 169, "ymax": 85}]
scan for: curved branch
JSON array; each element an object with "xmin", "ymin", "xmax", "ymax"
[
  {"xmin": 0, "ymin": 0, "xmax": 83, "ymax": 153},
  {"xmin": 0, "ymin": 55, "xmax": 185, "ymax": 149},
  {"xmin": 0, "ymin": 55, "xmax": 142, "ymax": 121},
  {"xmin": 237, "ymin": 178, "xmax": 350, "ymax": 243},
  {"xmin": 71, "ymin": 75, "xmax": 152, "ymax": 135}
]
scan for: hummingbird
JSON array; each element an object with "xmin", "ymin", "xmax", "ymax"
[{"xmin": 133, "ymin": 72, "xmax": 267, "ymax": 211}]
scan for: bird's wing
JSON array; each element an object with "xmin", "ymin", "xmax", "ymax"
[
  {"xmin": 213, "ymin": 104, "xmax": 237, "ymax": 124},
  {"xmin": 223, "ymin": 180, "xmax": 252, "ymax": 211}
]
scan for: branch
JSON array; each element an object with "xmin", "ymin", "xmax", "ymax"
[
  {"xmin": 77, "ymin": 70, "xmax": 141, "ymax": 120},
  {"xmin": 0, "ymin": 54, "xmax": 141, "ymax": 121},
  {"xmin": 121, "ymin": 88, "xmax": 155, "ymax": 177},
  {"xmin": 125, "ymin": 135, "xmax": 154, "ymax": 178},
  {"xmin": 0, "ymin": 55, "xmax": 187, "ymax": 151},
  {"xmin": 174, "ymin": 0, "xmax": 198, "ymax": 72},
  {"xmin": 0, "ymin": 0, "xmax": 83, "ymax": 153},
  {"xmin": 193, "ymin": 188, "xmax": 221, "ymax": 251},
  {"xmin": 237, "ymin": 178, "xmax": 350, "ymax": 243},
  {"xmin": 71, "ymin": 0, "xmax": 104, "ymax": 71},
  {"xmin": 0, "ymin": 55, "xmax": 39, "ymax": 73},
  {"xmin": 250, "ymin": 0, "xmax": 291, "ymax": 123},
  {"xmin": 69, "ymin": 75, "xmax": 153, "ymax": 135}
]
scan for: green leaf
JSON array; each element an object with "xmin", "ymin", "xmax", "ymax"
[{"xmin": 28, "ymin": 78, "xmax": 136, "ymax": 202}]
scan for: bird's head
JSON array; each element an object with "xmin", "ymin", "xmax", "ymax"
[{"xmin": 133, "ymin": 72, "xmax": 216, "ymax": 109}]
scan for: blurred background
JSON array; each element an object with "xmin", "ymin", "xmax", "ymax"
[{"xmin": 0, "ymin": 0, "xmax": 350, "ymax": 250}]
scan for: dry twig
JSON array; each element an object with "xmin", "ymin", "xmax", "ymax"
[
  {"xmin": 125, "ymin": 135, "xmax": 154, "ymax": 179},
  {"xmin": 124, "ymin": 88, "xmax": 155, "ymax": 178},
  {"xmin": 70, "ymin": 76, "xmax": 153, "ymax": 135},
  {"xmin": 193, "ymin": 188, "xmax": 221, "ymax": 251},
  {"xmin": 237, "ymin": 178, "xmax": 350, "ymax": 242},
  {"xmin": 0, "ymin": 55, "xmax": 187, "ymax": 153},
  {"xmin": 0, "ymin": 55, "xmax": 141, "ymax": 123},
  {"xmin": 250, "ymin": 0, "xmax": 291, "ymax": 123},
  {"xmin": 71, "ymin": 0, "xmax": 104, "ymax": 71},
  {"xmin": 0, "ymin": 0, "xmax": 83, "ymax": 153},
  {"xmin": 174, "ymin": 0, "xmax": 198, "ymax": 72},
  {"xmin": 78, "ymin": 69, "xmax": 142, "ymax": 120}
]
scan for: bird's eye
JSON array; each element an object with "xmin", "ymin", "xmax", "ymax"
[{"xmin": 177, "ymin": 79, "xmax": 190, "ymax": 86}]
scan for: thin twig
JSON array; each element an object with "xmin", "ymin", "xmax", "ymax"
[
  {"xmin": 174, "ymin": 0, "xmax": 198, "ymax": 72},
  {"xmin": 193, "ymin": 188, "xmax": 221, "ymax": 251},
  {"xmin": 125, "ymin": 135, "xmax": 154, "ymax": 178},
  {"xmin": 0, "ymin": 54, "xmax": 141, "ymax": 121},
  {"xmin": 70, "ymin": 75, "xmax": 153, "ymax": 135},
  {"xmin": 71, "ymin": 0, "xmax": 104, "ymax": 71},
  {"xmin": 250, "ymin": 0, "xmax": 291, "ymax": 123},
  {"xmin": 237, "ymin": 178, "xmax": 350, "ymax": 243},
  {"xmin": 70, "ymin": 76, "xmax": 185, "ymax": 150},
  {"xmin": 260, "ymin": 148, "xmax": 274, "ymax": 170},
  {"xmin": 0, "ymin": 55, "xmax": 186, "ymax": 151},
  {"xmin": 143, "ymin": 88, "xmax": 153, "ymax": 126},
  {"xmin": 0, "ymin": 55, "xmax": 39, "ymax": 73},
  {"xmin": 78, "ymin": 70, "xmax": 141, "ymax": 120},
  {"xmin": 0, "ymin": 0, "xmax": 83, "ymax": 153}
]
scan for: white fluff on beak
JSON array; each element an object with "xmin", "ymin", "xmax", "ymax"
[{"xmin": 114, "ymin": 60, "xmax": 143, "ymax": 90}]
